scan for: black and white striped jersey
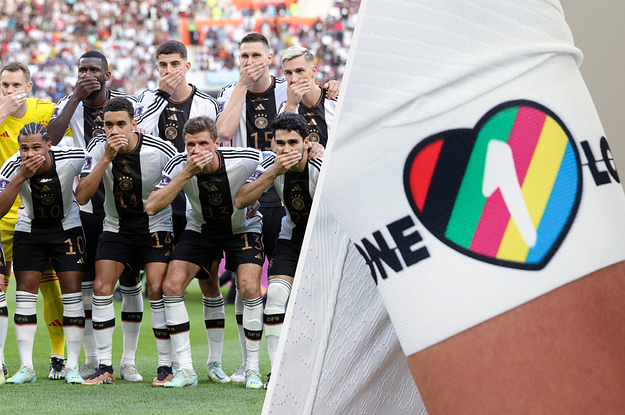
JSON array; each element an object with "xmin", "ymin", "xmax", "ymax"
[
  {"xmin": 278, "ymin": 88, "xmax": 337, "ymax": 147},
  {"xmin": 0, "ymin": 147, "xmax": 86, "ymax": 233},
  {"xmin": 51, "ymin": 89, "xmax": 144, "ymax": 215},
  {"xmin": 136, "ymin": 85, "xmax": 219, "ymax": 153},
  {"xmin": 82, "ymin": 133, "xmax": 177, "ymax": 234},
  {"xmin": 247, "ymin": 156, "xmax": 322, "ymax": 241},
  {"xmin": 156, "ymin": 147, "xmax": 264, "ymax": 236},
  {"xmin": 217, "ymin": 76, "xmax": 288, "ymax": 151}
]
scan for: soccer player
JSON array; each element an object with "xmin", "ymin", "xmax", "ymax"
[
  {"xmin": 279, "ymin": 46, "xmax": 337, "ymax": 147},
  {"xmin": 137, "ymin": 42, "xmax": 227, "ymax": 380},
  {"xmin": 146, "ymin": 116, "xmax": 266, "ymax": 388},
  {"xmin": 235, "ymin": 113, "xmax": 321, "ymax": 373},
  {"xmin": 0, "ymin": 123, "xmax": 86, "ymax": 384},
  {"xmin": 0, "ymin": 62, "xmax": 67, "ymax": 380},
  {"xmin": 47, "ymin": 52, "xmax": 146, "ymax": 380},
  {"xmin": 75, "ymin": 97, "xmax": 177, "ymax": 386},
  {"xmin": 268, "ymin": 0, "xmax": 625, "ymax": 413},
  {"xmin": 216, "ymin": 33, "xmax": 337, "ymax": 382}
]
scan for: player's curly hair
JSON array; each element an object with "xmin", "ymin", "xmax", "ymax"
[
  {"xmin": 79, "ymin": 51, "xmax": 108, "ymax": 71},
  {"xmin": 271, "ymin": 113, "xmax": 309, "ymax": 140},
  {"xmin": 103, "ymin": 96, "xmax": 135, "ymax": 120},
  {"xmin": 156, "ymin": 40, "xmax": 187, "ymax": 60},
  {"xmin": 18, "ymin": 122, "xmax": 50, "ymax": 142},
  {"xmin": 183, "ymin": 116, "xmax": 218, "ymax": 141}
]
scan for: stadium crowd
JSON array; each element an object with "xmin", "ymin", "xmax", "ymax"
[{"xmin": 0, "ymin": 0, "xmax": 359, "ymax": 100}]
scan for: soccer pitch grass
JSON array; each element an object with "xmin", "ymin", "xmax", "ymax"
[{"xmin": 1, "ymin": 280, "xmax": 269, "ymax": 414}]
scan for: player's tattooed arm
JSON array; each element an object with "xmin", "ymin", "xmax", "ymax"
[
  {"xmin": 323, "ymin": 80, "xmax": 341, "ymax": 100},
  {"xmin": 0, "ymin": 155, "xmax": 44, "ymax": 218},
  {"xmin": 75, "ymin": 134, "xmax": 126, "ymax": 205},
  {"xmin": 48, "ymin": 73, "xmax": 101, "ymax": 145},
  {"xmin": 146, "ymin": 148, "xmax": 213, "ymax": 215}
]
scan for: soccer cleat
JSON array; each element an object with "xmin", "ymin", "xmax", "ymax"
[
  {"xmin": 120, "ymin": 364, "xmax": 143, "ymax": 382},
  {"xmin": 163, "ymin": 368, "xmax": 198, "ymax": 388},
  {"xmin": 2, "ymin": 364, "xmax": 7, "ymax": 376},
  {"xmin": 171, "ymin": 361, "xmax": 179, "ymax": 373},
  {"xmin": 65, "ymin": 364, "xmax": 84, "ymax": 384},
  {"xmin": 6, "ymin": 366, "xmax": 36, "ymax": 384},
  {"xmin": 48, "ymin": 357, "xmax": 66, "ymax": 380},
  {"xmin": 245, "ymin": 369, "xmax": 263, "ymax": 389},
  {"xmin": 79, "ymin": 362, "xmax": 97, "ymax": 380},
  {"xmin": 262, "ymin": 372, "xmax": 271, "ymax": 390},
  {"xmin": 81, "ymin": 364, "xmax": 115, "ymax": 385},
  {"xmin": 230, "ymin": 364, "xmax": 246, "ymax": 383},
  {"xmin": 151, "ymin": 365, "xmax": 174, "ymax": 387},
  {"xmin": 207, "ymin": 362, "xmax": 230, "ymax": 383}
]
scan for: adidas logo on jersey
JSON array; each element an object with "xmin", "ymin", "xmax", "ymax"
[
  {"xmin": 255, "ymin": 104, "xmax": 265, "ymax": 111},
  {"xmin": 168, "ymin": 114, "xmax": 178, "ymax": 121},
  {"xmin": 122, "ymin": 166, "xmax": 131, "ymax": 173},
  {"xmin": 308, "ymin": 119, "xmax": 318, "ymax": 126},
  {"xmin": 293, "ymin": 185, "xmax": 302, "ymax": 191},
  {"xmin": 208, "ymin": 185, "xmax": 219, "ymax": 192},
  {"xmin": 41, "ymin": 185, "xmax": 51, "ymax": 192},
  {"xmin": 0, "ymin": 131, "xmax": 9, "ymax": 137},
  {"xmin": 77, "ymin": 258, "xmax": 85, "ymax": 264},
  {"xmin": 93, "ymin": 115, "xmax": 103, "ymax": 123}
]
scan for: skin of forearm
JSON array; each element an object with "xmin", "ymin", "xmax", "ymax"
[
  {"xmin": 216, "ymin": 85, "xmax": 248, "ymax": 141},
  {"xmin": 47, "ymin": 96, "xmax": 81, "ymax": 145},
  {"xmin": 75, "ymin": 157, "xmax": 111, "ymax": 205},
  {"xmin": 235, "ymin": 169, "xmax": 278, "ymax": 209},
  {"xmin": 0, "ymin": 176, "xmax": 25, "ymax": 218},
  {"xmin": 146, "ymin": 170, "xmax": 194, "ymax": 216}
]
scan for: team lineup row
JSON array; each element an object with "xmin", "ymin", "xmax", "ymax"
[{"xmin": 0, "ymin": 32, "xmax": 335, "ymax": 388}]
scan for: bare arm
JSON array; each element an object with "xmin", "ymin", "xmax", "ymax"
[
  {"xmin": 0, "ymin": 155, "xmax": 44, "ymax": 219},
  {"xmin": 408, "ymin": 261, "xmax": 625, "ymax": 414},
  {"xmin": 75, "ymin": 134, "xmax": 126, "ymax": 205},
  {"xmin": 216, "ymin": 60, "xmax": 266, "ymax": 141},
  {"xmin": 48, "ymin": 74, "xmax": 101, "ymax": 145},
  {"xmin": 146, "ymin": 149, "xmax": 213, "ymax": 216}
]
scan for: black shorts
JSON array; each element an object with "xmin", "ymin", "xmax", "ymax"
[
  {"xmin": 80, "ymin": 211, "xmax": 104, "ymax": 275},
  {"xmin": 172, "ymin": 231, "xmax": 264, "ymax": 276},
  {"xmin": 259, "ymin": 205, "xmax": 285, "ymax": 261},
  {"xmin": 268, "ymin": 238, "xmax": 303, "ymax": 278},
  {"xmin": 95, "ymin": 231, "xmax": 172, "ymax": 266},
  {"xmin": 13, "ymin": 227, "xmax": 86, "ymax": 273}
]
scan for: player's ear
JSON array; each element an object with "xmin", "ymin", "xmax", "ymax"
[
  {"xmin": 311, "ymin": 65, "xmax": 317, "ymax": 78},
  {"xmin": 105, "ymin": 71, "xmax": 111, "ymax": 82},
  {"xmin": 26, "ymin": 81, "xmax": 33, "ymax": 94},
  {"xmin": 215, "ymin": 137, "xmax": 220, "ymax": 148},
  {"xmin": 185, "ymin": 61, "xmax": 191, "ymax": 72},
  {"xmin": 267, "ymin": 52, "xmax": 273, "ymax": 65},
  {"xmin": 132, "ymin": 118, "xmax": 138, "ymax": 130}
]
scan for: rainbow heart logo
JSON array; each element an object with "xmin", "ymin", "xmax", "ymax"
[{"xmin": 404, "ymin": 101, "xmax": 582, "ymax": 270}]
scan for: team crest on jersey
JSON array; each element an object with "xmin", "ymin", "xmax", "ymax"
[
  {"xmin": 93, "ymin": 128, "xmax": 105, "ymax": 138},
  {"xmin": 308, "ymin": 132, "xmax": 320, "ymax": 142},
  {"xmin": 165, "ymin": 126, "xmax": 178, "ymax": 141},
  {"xmin": 119, "ymin": 177, "xmax": 133, "ymax": 191},
  {"xmin": 292, "ymin": 197, "xmax": 305, "ymax": 211},
  {"xmin": 403, "ymin": 101, "xmax": 582, "ymax": 270},
  {"xmin": 41, "ymin": 194, "xmax": 55, "ymax": 205},
  {"xmin": 209, "ymin": 196, "xmax": 222, "ymax": 205},
  {"xmin": 255, "ymin": 115, "xmax": 268, "ymax": 129}
]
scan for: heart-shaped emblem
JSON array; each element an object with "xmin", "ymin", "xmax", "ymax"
[{"xmin": 403, "ymin": 101, "xmax": 582, "ymax": 270}]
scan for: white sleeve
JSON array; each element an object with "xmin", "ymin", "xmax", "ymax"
[
  {"xmin": 136, "ymin": 90, "xmax": 168, "ymax": 135},
  {"xmin": 320, "ymin": 0, "xmax": 625, "ymax": 356}
]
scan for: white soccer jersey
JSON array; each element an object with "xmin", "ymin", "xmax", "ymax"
[
  {"xmin": 82, "ymin": 133, "xmax": 177, "ymax": 234},
  {"xmin": 157, "ymin": 147, "xmax": 264, "ymax": 235},
  {"xmin": 0, "ymin": 147, "xmax": 86, "ymax": 233},
  {"xmin": 278, "ymin": 88, "xmax": 336, "ymax": 147},
  {"xmin": 51, "ymin": 89, "xmax": 144, "ymax": 215},
  {"xmin": 136, "ymin": 86, "xmax": 219, "ymax": 152},
  {"xmin": 248, "ymin": 155, "xmax": 322, "ymax": 241},
  {"xmin": 263, "ymin": 203, "xmax": 427, "ymax": 415},
  {"xmin": 217, "ymin": 76, "xmax": 288, "ymax": 150}
]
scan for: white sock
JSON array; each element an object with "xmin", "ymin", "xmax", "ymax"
[
  {"xmin": 14, "ymin": 291, "xmax": 37, "ymax": 369},
  {"xmin": 235, "ymin": 283, "xmax": 247, "ymax": 366},
  {"xmin": 164, "ymin": 296, "xmax": 194, "ymax": 373},
  {"xmin": 264, "ymin": 278, "xmax": 292, "ymax": 366},
  {"xmin": 62, "ymin": 292, "xmax": 85, "ymax": 368},
  {"xmin": 149, "ymin": 299, "xmax": 171, "ymax": 368},
  {"xmin": 120, "ymin": 283, "xmax": 143, "ymax": 367},
  {"xmin": 92, "ymin": 294, "xmax": 115, "ymax": 366},
  {"xmin": 82, "ymin": 281, "xmax": 98, "ymax": 366},
  {"xmin": 0, "ymin": 291, "xmax": 9, "ymax": 366},
  {"xmin": 202, "ymin": 295, "xmax": 225, "ymax": 364},
  {"xmin": 242, "ymin": 296, "xmax": 263, "ymax": 372}
]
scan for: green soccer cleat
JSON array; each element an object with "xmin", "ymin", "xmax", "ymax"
[
  {"xmin": 6, "ymin": 366, "xmax": 36, "ymax": 384},
  {"xmin": 245, "ymin": 369, "xmax": 263, "ymax": 389},
  {"xmin": 163, "ymin": 368, "xmax": 198, "ymax": 388},
  {"xmin": 207, "ymin": 362, "xmax": 230, "ymax": 383},
  {"xmin": 65, "ymin": 365, "xmax": 84, "ymax": 384}
]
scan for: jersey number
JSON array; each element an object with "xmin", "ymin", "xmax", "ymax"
[
  {"xmin": 151, "ymin": 232, "xmax": 172, "ymax": 249},
  {"xmin": 36, "ymin": 206, "xmax": 61, "ymax": 219},
  {"xmin": 115, "ymin": 192, "xmax": 140, "ymax": 209},
  {"xmin": 204, "ymin": 206, "xmax": 230, "ymax": 219},
  {"xmin": 251, "ymin": 131, "xmax": 274, "ymax": 150},
  {"xmin": 65, "ymin": 236, "xmax": 85, "ymax": 255},
  {"xmin": 241, "ymin": 233, "xmax": 262, "ymax": 251}
]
